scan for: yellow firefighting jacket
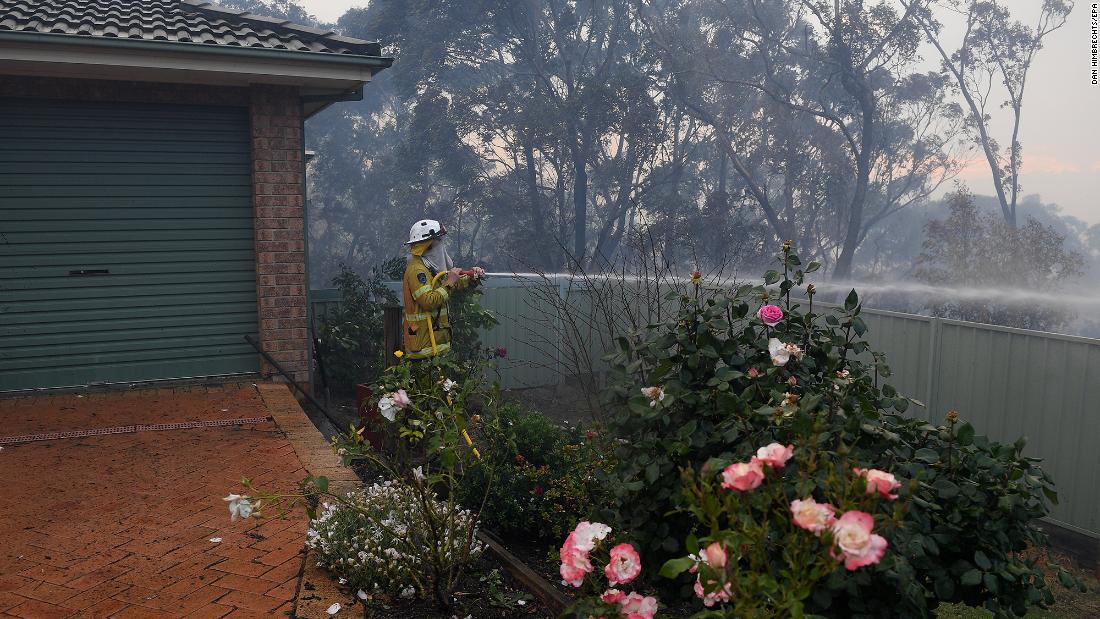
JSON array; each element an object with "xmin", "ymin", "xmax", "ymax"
[{"xmin": 402, "ymin": 256, "xmax": 469, "ymax": 359}]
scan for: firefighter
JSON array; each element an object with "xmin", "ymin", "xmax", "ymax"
[{"xmin": 401, "ymin": 219, "xmax": 482, "ymax": 359}]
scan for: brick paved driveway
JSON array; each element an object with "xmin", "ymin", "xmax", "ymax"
[{"xmin": 0, "ymin": 384, "xmax": 311, "ymax": 618}]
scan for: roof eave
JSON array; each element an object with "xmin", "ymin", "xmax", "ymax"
[{"xmin": 0, "ymin": 30, "xmax": 394, "ymax": 71}]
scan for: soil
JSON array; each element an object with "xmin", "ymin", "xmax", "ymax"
[{"xmin": 355, "ymin": 554, "xmax": 551, "ymax": 619}]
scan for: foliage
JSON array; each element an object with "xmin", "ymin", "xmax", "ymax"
[
  {"xmin": 446, "ymin": 274, "xmax": 500, "ymax": 363},
  {"xmin": 604, "ymin": 243, "xmax": 1073, "ymax": 617},
  {"xmin": 316, "ymin": 257, "xmax": 498, "ymax": 390},
  {"xmin": 915, "ymin": 188, "xmax": 1084, "ymax": 330},
  {"xmin": 305, "ymin": 481, "xmax": 482, "ymax": 600},
  {"xmin": 457, "ymin": 404, "xmax": 614, "ymax": 542},
  {"xmin": 316, "ymin": 261, "xmax": 401, "ymax": 391}
]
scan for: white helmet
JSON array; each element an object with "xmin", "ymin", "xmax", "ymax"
[{"xmin": 406, "ymin": 219, "xmax": 447, "ymax": 245}]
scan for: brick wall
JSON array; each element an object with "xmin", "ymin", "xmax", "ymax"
[{"xmin": 250, "ymin": 85, "xmax": 310, "ymax": 387}]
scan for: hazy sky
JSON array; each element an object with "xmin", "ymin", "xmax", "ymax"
[{"xmin": 299, "ymin": 0, "xmax": 1100, "ymax": 225}]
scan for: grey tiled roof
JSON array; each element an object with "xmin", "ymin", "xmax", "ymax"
[{"xmin": 0, "ymin": 0, "xmax": 383, "ymax": 57}]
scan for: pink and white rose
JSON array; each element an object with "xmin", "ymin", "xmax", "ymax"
[
  {"xmin": 757, "ymin": 304, "xmax": 784, "ymax": 326},
  {"xmin": 831, "ymin": 511, "xmax": 888, "ymax": 570},
  {"xmin": 618, "ymin": 592, "xmax": 658, "ymax": 619},
  {"xmin": 392, "ymin": 389, "xmax": 411, "ymax": 408},
  {"xmin": 790, "ymin": 497, "xmax": 837, "ymax": 535},
  {"xmin": 600, "ymin": 588, "xmax": 625, "ymax": 604},
  {"xmin": 570, "ymin": 521, "xmax": 612, "ymax": 551},
  {"xmin": 768, "ymin": 338, "xmax": 804, "ymax": 366},
  {"xmin": 721, "ymin": 458, "xmax": 765, "ymax": 491},
  {"xmin": 855, "ymin": 468, "xmax": 901, "ymax": 500},
  {"xmin": 559, "ymin": 521, "xmax": 612, "ymax": 587},
  {"xmin": 699, "ymin": 542, "xmax": 728, "ymax": 569},
  {"xmin": 559, "ymin": 540, "xmax": 593, "ymax": 587},
  {"xmin": 694, "ymin": 576, "xmax": 732, "ymax": 607},
  {"xmin": 604, "ymin": 543, "xmax": 642, "ymax": 586},
  {"xmin": 755, "ymin": 443, "xmax": 794, "ymax": 469},
  {"xmin": 640, "ymin": 386, "xmax": 666, "ymax": 408}
]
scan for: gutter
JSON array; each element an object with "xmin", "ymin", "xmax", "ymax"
[{"xmin": 0, "ymin": 30, "xmax": 394, "ymax": 71}]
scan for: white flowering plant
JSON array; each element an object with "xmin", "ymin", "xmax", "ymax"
[
  {"xmin": 228, "ymin": 354, "xmax": 504, "ymax": 613},
  {"xmin": 306, "ymin": 481, "xmax": 483, "ymax": 601}
]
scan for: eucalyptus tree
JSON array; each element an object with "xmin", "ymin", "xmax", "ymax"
[
  {"xmin": 908, "ymin": 0, "xmax": 1073, "ymax": 227},
  {"xmin": 642, "ymin": 0, "xmax": 960, "ymax": 278}
]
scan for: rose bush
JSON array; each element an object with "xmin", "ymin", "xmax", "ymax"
[
  {"xmin": 658, "ymin": 439, "xmax": 902, "ymax": 617},
  {"xmin": 603, "ymin": 244, "xmax": 1076, "ymax": 617}
]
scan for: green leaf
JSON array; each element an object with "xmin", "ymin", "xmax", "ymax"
[
  {"xmin": 956, "ymin": 422, "xmax": 975, "ymax": 446},
  {"xmin": 658, "ymin": 557, "xmax": 696, "ymax": 579},
  {"xmin": 933, "ymin": 478, "xmax": 959, "ymax": 499},
  {"xmin": 645, "ymin": 462, "xmax": 660, "ymax": 483},
  {"xmin": 806, "ymin": 261, "xmax": 821, "ymax": 273},
  {"xmin": 851, "ymin": 317, "xmax": 867, "ymax": 336},
  {"xmin": 315, "ymin": 476, "xmax": 329, "ymax": 493},
  {"xmin": 844, "ymin": 289, "xmax": 859, "ymax": 312},
  {"xmin": 960, "ymin": 569, "xmax": 982, "ymax": 586},
  {"xmin": 686, "ymin": 533, "xmax": 699, "ymax": 555},
  {"xmin": 914, "ymin": 448, "xmax": 940, "ymax": 463},
  {"xmin": 764, "ymin": 270, "xmax": 781, "ymax": 285},
  {"xmin": 974, "ymin": 551, "xmax": 991, "ymax": 570}
]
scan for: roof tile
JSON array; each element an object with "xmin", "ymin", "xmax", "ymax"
[{"xmin": 0, "ymin": 0, "xmax": 384, "ymax": 57}]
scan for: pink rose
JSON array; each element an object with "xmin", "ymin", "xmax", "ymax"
[
  {"xmin": 831, "ymin": 511, "xmax": 888, "ymax": 570},
  {"xmin": 600, "ymin": 589, "xmax": 625, "ymax": 604},
  {"xmin": 721, "ymin": 458, "xmax": 765, "ymax": 491},
  {"xmin": 790, "ymin": 497, "xmax": 837, "ymax": 535},
  {"xmin": 393, "ymin": 389, "xmax": 411, "ymax": 409},
  {"xmin": 757, "ymin": 304, "xmax": 784, "ymax": 326},
  {"xmin": 559, "ymin": 542, "xmax": 592, "ymax": 587},
  {"xmin": 855, "ymin": 468, "xmax": 901, "ymax": 500},
  {"xmin": 699, "ymin": 542, "xmax": 727, "ymax": 569},
  {"xmin": 604, "ymin": 543, "xmax": 641, "ymax": 586},
  {"xmin": 618, "ymin": 592, "xmax": 658, "ymax": 619},
  {"xmin": 748, "ymin": 367, "xmax": 761, "ymax": 379},
  {"xmin": 755, "ymin": 443, "xmax": 794, "ymax": 468},
  {"xmin": 694, "ymin": 576, "xmax": 732, "ymax": 607}
]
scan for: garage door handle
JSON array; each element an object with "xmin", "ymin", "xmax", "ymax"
[{"xmin": 69, "ymin": 269, "xmax": 110, "ymax": 276}]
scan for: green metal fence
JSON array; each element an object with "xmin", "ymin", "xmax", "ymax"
[{"xmin": 310, "ymin": 278, "xmax": 1100, "ymax": 539}]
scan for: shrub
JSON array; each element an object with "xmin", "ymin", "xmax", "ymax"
[
  {"xmin": 316, "ymin": 258, "xmax": 498, "ymax": 390},
  {"xmin": 306, "ymin": 481, "xmax": 483, "ymax": 600},
  {"xmin": 604, "ymin": 244, "xmax": 1071, "ymax": 617},
  {"xmin": 316, "ymin": 261, "xmax": 401, "ymax": 390},
  {"xmin": 458, "ymin": 404, "xmax": 614, "ymax": 542}
]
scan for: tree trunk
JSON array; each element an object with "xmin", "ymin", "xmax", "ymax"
[{"xmin": 571, "ymin": 137, "xmax": 589, "ymax": 264}]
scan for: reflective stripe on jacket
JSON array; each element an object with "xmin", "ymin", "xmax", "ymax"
[{"xmin": 401, "ymin": 256, "xmax": 467, "ymax": 359}]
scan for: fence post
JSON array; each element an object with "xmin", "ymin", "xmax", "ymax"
[
  {"xmin": 383, "ymin": 304, "xmax": 403, "ymax": 367},
  {"xmin": 925, "ymin": 316, "xmax": 941, "ymax": 423}
]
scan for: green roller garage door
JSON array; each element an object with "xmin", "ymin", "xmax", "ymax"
[{"xmin": 0, "ymin": 98, "xmax": 260, "ymax": 391}]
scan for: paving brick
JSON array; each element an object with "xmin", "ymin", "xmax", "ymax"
[
  {"xmin": 4, "ymin": 598, "xmax": 69, "ymax": 619},
  {"xmin": 13, "ymin": 581, "xmax": 76, "ymax": 607},
  {"xmin": 211, "ymin": 559, "xmax": 269, "ymax": 579},
  {"xmin": 65, "ymin": 596, "xmax": 128, "ymax": 618},
  {"xmin": 214, "ymin": 589, "xmax": 285, "ymax": 613},
  {"xmin": 0, "ymin": 384, "xmax": 314, "ymax": 619}
]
